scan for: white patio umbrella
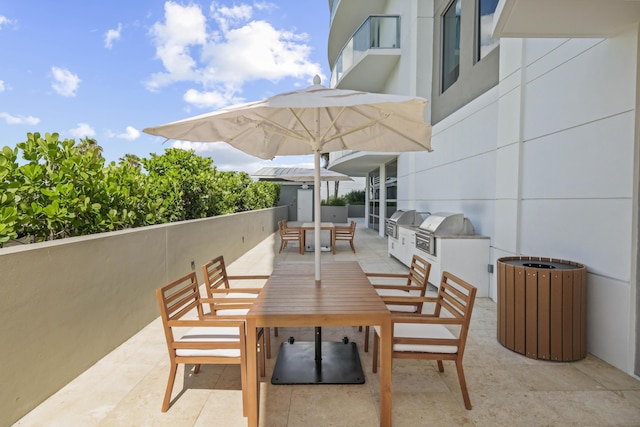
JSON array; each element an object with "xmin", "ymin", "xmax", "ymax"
[{"xmin": 144, "ymin": 75, "xmax": 432, "ymax": 283}]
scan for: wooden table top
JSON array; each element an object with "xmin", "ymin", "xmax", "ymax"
[
  {"xmin": 300, "ymin": 222, "xmax": 335, "ymax": 230},
  {"xmin": 244, "ymin": 261, "xmax": 393, "ymax": 426},
  {"xmin": 247, "ymin": 262, "xmax": 389, "ymax": 327}
]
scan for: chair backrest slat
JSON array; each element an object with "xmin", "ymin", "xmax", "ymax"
[
  {"xmin": 405, "ymin": 255, "xmax": 431, "ymax": 296},
  {"xmin": 158, "ymin": 272, "xmax": 203, "ymax": 320}
]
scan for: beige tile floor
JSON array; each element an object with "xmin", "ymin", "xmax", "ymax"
[{"xmin": 14, "ymin": 221, "xmax": 640, "ymax": 427}]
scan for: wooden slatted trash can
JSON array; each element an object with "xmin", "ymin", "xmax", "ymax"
[{"xmin": 497, "ymin": 256, "xmax": 587, "ymax": 361}]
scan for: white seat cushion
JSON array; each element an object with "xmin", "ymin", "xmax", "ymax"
[
  {"xmin": 176, "ymin": 326, "xmax": 241, "ymax": 357},
  {"xmin": 374, "ymin": 323, "xmax": 458, "ymax": 354},
  {"xmin": 376, "ymin": 288, "xmax": 421, "ymax": 313},
  {"xmin": 215, "ymin": 308, "xmax": 249, "ymax": 316}
]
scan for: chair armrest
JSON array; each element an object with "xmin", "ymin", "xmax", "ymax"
[
  {"xmin": 373, "ymin": 284, "xmax": 420, "ymax": 291},
  {"xmin": 380, "ymin": 295, "xmax": 438, "ymax": 304},
  {"xmin": 209, "ymin": 288, "xmax": 262, "ymax": 294},
  {"xmin": 227, "ymin": 275, "xmax": 270, "ymax": 280},
  {"xmin": 366, "ymin": 272, "xmax": 407, "ymax": 278}
]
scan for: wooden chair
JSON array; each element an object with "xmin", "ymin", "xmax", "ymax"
[
  {"xmin": 363, "ymin": 254, "xmax": 432, "ymax": 351},
  {"xmin": 334, "ymin": 220, "xmax": 357, "ymax": 252},
  {"xmin": 156, "ymin": 272, "xmax": 261, "ymax": 413},
  {"xmin": 372, "ymin": 271, "xmax": 477, "ymax": 410},
  {"xmin": 278, "ymin": 220, "xmax": 303, "ymax": 254},
  {"xmin": 202, "ymin": 255, "xmax": 274, "ymax": 360}
]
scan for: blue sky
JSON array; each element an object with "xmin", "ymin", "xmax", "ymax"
[{"xmin": 0, "ymin": 1, "xmax": 331, "ymax": 173}]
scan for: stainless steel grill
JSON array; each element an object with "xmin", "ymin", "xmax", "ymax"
[
  {"xmin": 415, "ymin": 212, "xmax": 475, "ymax": 256},
  {"xmin": 385, "ymin": 210, "xmax": 428, "ymax": 239}
]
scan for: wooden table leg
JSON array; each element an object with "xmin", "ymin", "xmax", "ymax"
[
  {"xmin": 332, "ymin": 229, "xmax": 336, "ymax": 254},
  {"xmin": 300, "ymin": 229, "xmax": 305, "ymax": 254},
  {"xmin": 246, "ymin": 318, "xmax": 259, "ymax": 426},
  {"xmin": 378, "ymin": 316, "xmax": 392, "ymax": 426}
]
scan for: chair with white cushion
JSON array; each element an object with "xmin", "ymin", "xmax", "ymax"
[
  {"xmin": 202, "ymin": 255, "xmax": 274, "ymax": 359},
  {"xmin": 363, "ymin": 254, "xmax": 432, "ymax": 351},
  {"xmin": 156, "ymin": 271, "xmax": 259, "ymax": 413},
  {"xmin": 372, "ymin": 271, "xmax": 477, "ymax": 410}
]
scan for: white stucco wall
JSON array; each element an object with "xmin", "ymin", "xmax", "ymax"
[{"xmin": 396, "ymin": 25, "xmax": 638, "ymax": 374}]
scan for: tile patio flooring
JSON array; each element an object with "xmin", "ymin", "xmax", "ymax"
[{"xmin": 13, "ymin": 220, "xmax": 640, "ymax": 426}]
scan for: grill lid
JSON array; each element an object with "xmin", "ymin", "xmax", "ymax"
[
  {"xmin": 388, "ymin": 209, "xmax": 413, "ymax": 222},
  {"xmin": 387, "ymin": 210, "xmax": 430, "ymax": 225},
  {"xmin": 418, "ymin": 212, "xmax": 475, "ymax": 236}
]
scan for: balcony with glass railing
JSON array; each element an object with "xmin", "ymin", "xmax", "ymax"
[{"xmin": 330, "ymin": 15, "xmax": 401, "ymax": 92}]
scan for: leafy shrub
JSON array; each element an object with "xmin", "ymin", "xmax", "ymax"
[
  {"xmin": 321, "ymin": 197, "xmax": 346, "ymax": 206},
  {"xmin": 0, "ymin": 133, "xmax": 281, "ymax": 247},
  {"xmin": 344, "ymin": 190, "xmax": 365, "ymax": 205}
]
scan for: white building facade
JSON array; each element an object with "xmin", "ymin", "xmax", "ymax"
[{"xmin": 328, "ymin": 0, "xmax": 639, "ymax": 377}]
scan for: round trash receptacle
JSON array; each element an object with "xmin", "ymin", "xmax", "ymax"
[{"xmin": 497, "ymin": 256, "xmax": 587, "ymax": 361}]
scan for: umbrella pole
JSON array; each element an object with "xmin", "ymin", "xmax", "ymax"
[{"xmin": 314, "ymin": 150, "xmax": 321, "ymax": 284}]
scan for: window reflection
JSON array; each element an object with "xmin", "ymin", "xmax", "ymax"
[
  {"xmin": 442, "ymin": 0, "xmax": 461, "ymax": 92},
  {"xmin": 478, "ymin": 0, "xmax": 499, "ymax": 60}
]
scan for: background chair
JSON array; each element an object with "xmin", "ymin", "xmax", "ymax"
[
  {"xmin": 202, "ymin": 255, "xmax": 274, "ymax": 359},
  {"xmin": 363, "ymin": 254, "xmax": 432, "ymax": 351},
  {"xmin": 156, "ymin": 271, "xmax": 258, "ymax": 413},
  {"xmin": 372, "ymin": 271, "xmax": 477, "ymax": 410},
  {"xmin": 334, "ymin": 220, "xmax": 356, "ymax": 252},
  {"xmin": 278, "ymin": 220, "xmax": 303, "ymax": 254}
]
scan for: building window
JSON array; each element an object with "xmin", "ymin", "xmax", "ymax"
[
  {"xmin": 442, "ymin": 0, "xmax": 462, "ymax": 93},
  {"xmin": 477, "ymin": 0, "xmax": 499, "ymax": 60}
]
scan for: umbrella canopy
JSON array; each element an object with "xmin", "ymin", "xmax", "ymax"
[
  {"xmin": 144, "ymin": 75, "xmax": 432, "ymax": 282},
  {"xmin": 253, "ymin": 166, "xmax": 352, "ymax": 182}
]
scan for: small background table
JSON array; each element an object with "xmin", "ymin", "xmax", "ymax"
[{"xmin": 300, "ymin": 222, "xmax": 336, "ymax": 254}]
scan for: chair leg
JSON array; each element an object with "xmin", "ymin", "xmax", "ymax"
[
  {"xmin": 437, "ymin": 360, "xmax": 444, "ymax": 372},
  {"xmin": 279, "ymin": 240, "xmax": 285, "ymax": 253},
  {"xmin": 350, "ymin": 241, "xmax": 355, "ymax": 252},
  {"xmin": 265, "ymin": 327, "xmax": 272, "ymax": 359},
  {"xmin": 259, "ymin": 330, "xmax": 266, "ymax": 378},
  {"xmin": 372, "ymin": 330, "xmax": 379, "ymax": 373},
  {"xmin": 274, "ymin": 327, "xmax": 279, "ymax": 336},
  {"xmin": 161, "ymin": 363, "xmax": 178, "ymax": 412},
  {"xmin": 364, "ymin": 326, "xmax": 370, "ymax": 352},
  {"xmin": 455, "ymin": 360, "xmax": 472, "ymax": 410},
  {"xmin": 194, "ymin": 364, "xmax": 201, "ymax": 374}
]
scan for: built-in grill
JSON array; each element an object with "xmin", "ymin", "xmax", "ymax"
[
  {"xmin": 385, "ymin": 210, "xmax": 428, "ymax": 239},
  {"xmin": 415, "ymin": 212, "xmax": 475, "ymax": 256}
]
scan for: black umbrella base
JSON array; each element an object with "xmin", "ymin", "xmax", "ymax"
[{"xmin": 271, "ymin": 341, "xmax": 365, "ymax": 385}]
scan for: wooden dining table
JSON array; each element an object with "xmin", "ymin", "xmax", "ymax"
[{"xmin": 245, "ymin": 261, "xmax": 393, "ymax": 426}]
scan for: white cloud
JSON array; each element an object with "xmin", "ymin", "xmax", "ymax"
[
  {"xmin": 147, "ymin": 1, "xmax": 321, "ymax": 107},
  {"xmin": 0, "ymin": 80, "xmax": 5, "ymax": 92},
  {"xmin": 0, "ymin": 112, "xmax": 40, "ymax": 125},
  {"xmin": 51, "ymin": 66, "xmax": 81, "ymax": 97},
  {"xmin": 0, "ymin": 15, "xmax": 12, "ymax": 29},
  {"xmin": 104, "ymin": 23, "xmax": 122, "ymax": 49},
  {"xmin": 68, "ymin": 123, "xmax": 96, "ymax": 138},
  {"xmin": 183, "ymin": 88, "xmax": 239, "ymax": 108},
  {"xmin": 117, "ymin": 126, "xmax": 141, "ymax": 140},
  {"xmin": 146, "ymin": 1, "xmax": 207, "ymax": 91},
  {"xmin": 171, "ymin": 140, "xmax": 269, "ymax": 173}
]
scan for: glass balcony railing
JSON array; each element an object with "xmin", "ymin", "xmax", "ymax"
[{"xmin": 330, "ymin": 15, "xmax": 400, "ymax": 88}]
